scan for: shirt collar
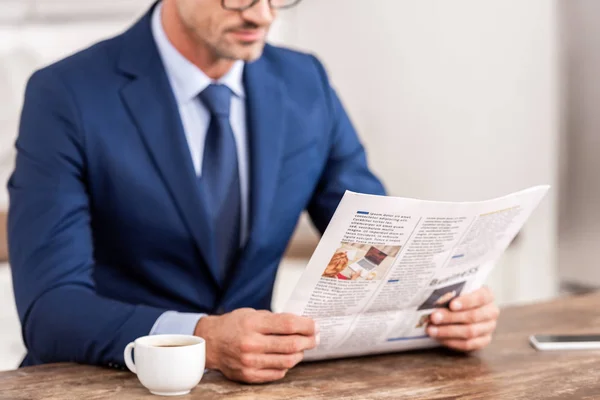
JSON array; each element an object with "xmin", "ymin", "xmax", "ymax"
[{"xmin": 151, "ymin": 2, "xmax": 245, "ymax": 104}]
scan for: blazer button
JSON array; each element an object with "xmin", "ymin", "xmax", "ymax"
[{"xmin": 216, "ymin": 307, "xmax": 225, "ymax": 315}]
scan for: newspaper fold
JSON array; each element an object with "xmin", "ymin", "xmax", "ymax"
[{"xmin": 283, "ymin": 186, "xmax": 550, "ymax": 361}]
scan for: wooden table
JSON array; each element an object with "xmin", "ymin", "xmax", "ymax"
[{"xmin": 2, "ymin": 293, "xmax": 600, "ymax": 399}]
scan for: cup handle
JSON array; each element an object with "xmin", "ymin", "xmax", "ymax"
[{"xmin": 124, "ymin": 342, "xmax": 137, "ymax": 374}]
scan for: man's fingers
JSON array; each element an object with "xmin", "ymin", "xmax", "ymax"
[
  {"xmin": 258, "ymin": 313, "xmax": 317, "ymax": 336},
  {"xmin": 260, "ymin": 334, "xmax": 317, "ymax": 354},
  {"xmin": 239, "ymin": 352, "xmax": 304, "ymax": 370},
  {"xmin": 427, "ymin": 320, "xmax": 497, "ymax": 340},
  {"xmin": 429, "ymin": 303, "xmax": 500, "ymax": 325},
  {"xmin": 231, "ymin": 368, "xmax": 288, "ymax": 384},
  {"xmin": 450, "ymin": 286, "xmax": 494, "ymax": 311},
  {"xmin": 438, "ymin": 335, "xmax": 493, "ymax": 353}
]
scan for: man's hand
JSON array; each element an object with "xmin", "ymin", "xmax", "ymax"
[
  {"xmin": 194, "ymin": 309, "xmax": 318, "ymax": 383},
  {"xmin": 427, "ymin": 286, "xmax": 499, "ymax": 352}
]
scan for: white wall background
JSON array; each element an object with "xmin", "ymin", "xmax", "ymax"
[
  {"xmin": 272, "ymin": 0, "xmax": 561, "ymax": 306},
  {"xmin": 558, "ymin": 0, "xmax": 600, "ymax": 287}
]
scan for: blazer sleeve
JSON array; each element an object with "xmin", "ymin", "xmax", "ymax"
[
  {"xmin": 8, "ymin": 68, "xmax": 167, "ymax": 367},
  {"xmin": 306, "ymin": 56, "xmax": 387, "ymax": 234}
]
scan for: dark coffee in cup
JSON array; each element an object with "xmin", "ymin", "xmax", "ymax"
[{"xmin": 151, "ymin": 338, "xmax": 199, "ymax": 348}]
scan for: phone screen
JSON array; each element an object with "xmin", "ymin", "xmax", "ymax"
[{"xmin": 534, "ymin": 335, "xmax": 600, "ymax": 343}]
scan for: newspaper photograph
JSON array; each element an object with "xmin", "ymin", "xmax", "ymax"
[{"xmin": 283, "ymin": 186, "xmax": 550, "ymax": 361}]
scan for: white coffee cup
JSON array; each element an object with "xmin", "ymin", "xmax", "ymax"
[{"xmin": 124, "ymin": 334, "xmax": 206, "ymax": 396}]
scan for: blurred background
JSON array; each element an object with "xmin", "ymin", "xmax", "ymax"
[{"xmin": 0, "ymin": 0, "xmax": 596, "ymax": 371}]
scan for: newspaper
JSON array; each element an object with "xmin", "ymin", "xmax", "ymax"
[{"xmin": 283, "ymin": 185, "xmax": 549, "ymax": 361}]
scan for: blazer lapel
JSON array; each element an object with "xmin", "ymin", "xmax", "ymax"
[
  {"xmin": 117, "ymin": 9, "xmax": 221, "ymax": 286},
  {"xmin": 242, "ymin": 55, "xmax": 287, "ymax": 253}
]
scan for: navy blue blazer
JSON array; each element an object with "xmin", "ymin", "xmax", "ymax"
[{"xmin": 8, "ymin": 6, "xmax": 385, "ymax": 368}]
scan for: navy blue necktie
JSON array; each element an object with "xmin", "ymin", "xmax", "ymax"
[{"xmin": 199, "ymin": 84, "xmax": 241, "ymax": 282}]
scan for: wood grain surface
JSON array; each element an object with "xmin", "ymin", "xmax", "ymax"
[{"xmin": 2, "ymin": 293, "xmax": 600, "ymax": 399}]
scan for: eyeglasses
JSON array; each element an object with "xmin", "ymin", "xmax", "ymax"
[{"xmin": 222, "ymin": 0, "xmax": 303, "ymax": 11}]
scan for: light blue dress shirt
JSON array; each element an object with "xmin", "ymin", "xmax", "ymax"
[{"xmin": 149, "ymin": 2, "xmax": 249, "ymax": 336}]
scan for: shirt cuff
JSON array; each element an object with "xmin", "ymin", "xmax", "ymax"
[{"xmin": 150, "ymin": 311, "xmax": 206, "ymax": 336}]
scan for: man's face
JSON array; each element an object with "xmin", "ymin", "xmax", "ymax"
[{"xmin": 175, "ymin": 0, "xmax": 277, "ymax": 61}]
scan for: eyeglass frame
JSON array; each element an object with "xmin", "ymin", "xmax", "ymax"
[{"xmin": 221, "ymin": 0, "xmax": 303, "ymax": 12}]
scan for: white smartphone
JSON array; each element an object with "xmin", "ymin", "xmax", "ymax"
[{"xmin": 529, "ymin": 334, "xmax": 600, "ymax": 351}]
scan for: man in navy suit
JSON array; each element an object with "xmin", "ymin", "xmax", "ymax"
[{"xmin": 9, "ymin": 0, "xmax": 499, "ymax": 383}]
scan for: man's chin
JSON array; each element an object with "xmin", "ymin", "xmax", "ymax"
[
  {"xmin": 218, "ymin": 42, "xmax": 266, "ymax": 62},
  {"xmin": 235, "ymin": 46, "xmax": 266, "ymax": 62}
]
